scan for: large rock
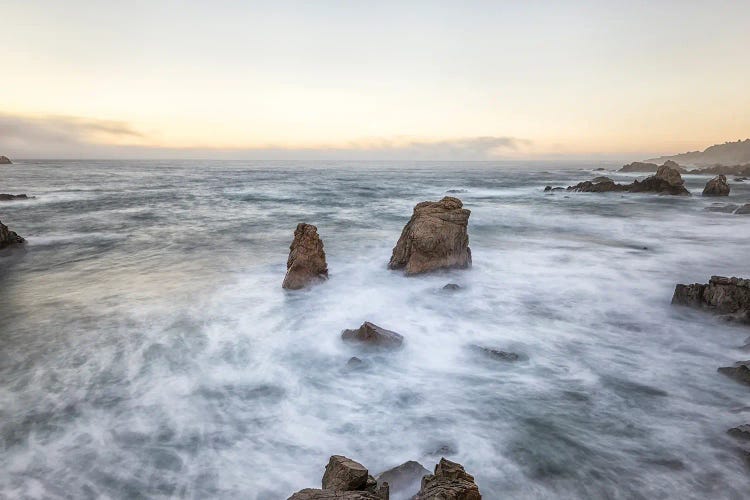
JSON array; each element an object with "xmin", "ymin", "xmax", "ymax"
[
  {"xmin": 414, "ymin": 458, "xmax": 481, "ymax": 500},
  {"xmin": 376, "ymin": 461, "xmax": 430, "ymax": 499},
  {"xmin": 728, "ymin": 425, "xmax": 750, "ymax": 440},
  {"xmin": 288, "ymin": 456, "xmax": 388, "ymax": 500},
  {"xmin": 0, "ymin": 220, "xmax": 25, "ymax": 250},
  {"xmin": 388, "ymin": 197, "xmax": 471, "ymax": 275},
  {"xmin": 0, "ymin": 156, "xmax": 11, "ymax": 164},
  {"xmin": 702, "ymin": 175, "xmax": 730, "ymax": 196},
  {"xmin": 735, "ymin": 204, "xmax": 750, "ymax": 215},
  {"xmin": 568, "ymin": 163, "xmax": 689, "ymax": 195},
  {"xmin": 672, "ymin": 276, "xmax": 750, "ymax": 322},
  {"xmin": 718, "ymin": 361, "xmax": 750, "ymax": 386},
  {"xmin": 0, "ymin": 194, "xmax": 29, "ymax": 201},
  {"xmin": 619, "ymin": 161, "xmax": 659, "ymax": 173},
  {"xmin": 567, "ymin": 178, "xmax": 627, "ymax": 193},
  {"xmin": 289, "ymin": 490, "xmax": 384, "ymax": 500},
  {"xmin": 341, "ymin": 322, "xmax": 404, "ymax": 349},
  {"xmin": 282, "ymin": 223, "xmax": 328, "ymax": 290}
]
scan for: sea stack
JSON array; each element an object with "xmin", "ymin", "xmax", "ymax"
[
  {"xmin": 389, "ymin": 196, "xmax": 471, "ymax": 275},
  {"xmin": 282, "ymin": 223, "xmax": 328, "ymax": 290},
  {"xmin": 702, "ymin": 175, "xmax": 730, "ymax": 196},
  {"xmin": 0, "ymin": 220, "xmax": 25, "ymax": 249},
  {"xmin": 414, "ymin": 458, "xmax": 482, "ymax": 500},
  {"xmin": 288, "ymin": 455, "xmax": 388, "ymax": 499},
  {"xmin": 0, "ymin": 156, "xmax": 12, "ymax": 165}
]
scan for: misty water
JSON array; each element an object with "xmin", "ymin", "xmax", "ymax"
[{"xmin": 1, "ymin": 160, "xmax": 750, "ymax": 499}]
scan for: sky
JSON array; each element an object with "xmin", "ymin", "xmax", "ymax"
[{"xmin": 1, "ymin": 0, "xmax": 749, "ymax": 160}]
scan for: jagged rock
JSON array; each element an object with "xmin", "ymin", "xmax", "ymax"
[
  {"xmin": 735, "ymin": 177, "xmax": 747, "ymax": 182},
  {"xmin": 0, "ymin": 194, "xmax": 28, "ymax": 201},
  {"xmin": 288, "ymin": 456, "xmax": 389, "ymax": 500},
  {"xmin": 443, "ymin": 283, "xmax": 461, "ymax": 291},
  {"xmin": 0, "ymin": 156, "xmax": 11, "ymax": 164},
  {"xmin": 672, "ymin": 276, "xmax": 750, "ymax": 322},
  {"xmin": 388, "ymin": 197, "xmax": 471, "ymax": 275},
  {"xmin": 619, "ymin": 161, "xmax": 659, "ymax": 173},
  {"xmin": 414, "ymin": 458, "xmax": 481, "ymax": 500},
  {"xmin": 0, "ymin": 220, "xmax": 25, "ymax": 250},
  {"xmin": 728, "ymin": 425, "xmax": 750, "ymax": 440},
  {"xmin": 376, "ymin": 461, "xmax": 430, "ymax": 499},
  {"xmin": 568, "ymin": 163, "xmax": 689, "ymax": 195},
  {"xmin": 735, "ymin": 204, "xmax": 750, "ymax": 215},
  {"xmin": 718, "ymin": 361, "xmax": 750, "ymax": 386},
  {"xmin": 469, "ymin": 344, "xmax": 522, "ymax": 362},
  {"xmin": 703, "ymin": 175, "xmax": 730, "ymax": 196},
  {"xmin": 282, "ymin": 223, "xmax": 328, "ymax": 290},
  {"xmin": 341, "ymin": 322, "xmax": 404, "ymax": 349}
]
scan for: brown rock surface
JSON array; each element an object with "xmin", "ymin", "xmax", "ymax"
[
  {"xmin": 282, "ymin": 223, "xmax": 328, "ymax": 290},
  {"xmin": 0, "ymin": 156, "xmax": 11, "ymax": 164},
  {"xmin": 388, "ymin": 197, "xmax": 471, "ymax": 275},
  {"xmin": 672, "ymin": 276, "xmax": 750, "ymax": 322},
  {"xmin": 289, "ymin": 455, "xmax": 389, "ymax": 500},
  {"xmin": 702, "ymin": 175, "xmax": 730, "ymax": 196},
  {"xmin": 289, "ymin": 489, "xmax": 384, "ymax": 500},
  {"xmin": 718, "ymin": 361, "xmax": 750, "ymax": 386},
  {"xmin": 414, "ymin": 458, "xmax": 481, "ymax": 500},
  {"xmin": 0, "ymin": 219, "xmax": 25, "ymax": 250},
  {"xmin": 341, "ymin": 322, "xmax": 404, "ymax": 349}
]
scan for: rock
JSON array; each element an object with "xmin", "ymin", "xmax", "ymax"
[
  {"xmin": 344, "ymin": 357, "xmax": 369, "ymax": 371},
  {"xmin": 341, "ymin": 322, "xmax": 404, "ymax": 349},
  {"xmin": 718, "ymin": 361, "xmax": 750, "ymax": 386},
  {"xmin": 735, "ymin": 177, "xmax": 747, "ymax": 182},
  {"xmin": 672, "ymin": 276, "xmax": 750, "ymax": 322},
  {"xmin": 282, "ymin": 223, "xmax": 328, "ymax": 290},
  {"xmin": 323, "ymin": 456, "xmax": 370, "ymax": 491},
  {"xmin": 443, "ymin": 283, "xmax": 461, "ymax": 291},
  {"xmin": 414, "ymin": 458, "xmax": 481, "ymax": 500},
  {"xmin": 594, "ymin": 167, "xmax": 606, "ymax": 171},
  {"xmin": 567, "ymin": 178, "xmax": 627, "ymax": 193},
  {"xmin": 445, "ymin": 189, "xmax": 467, "ymax": 194},
  {"xmin": 0, "ymin": 156, "xmax": 11, "ymax": 164},
  {"xmin": 690, "ymin": 164, "xmax": 750, "ymax": 177},
  {"xmin": 0, "ymin": 219, "xmax": 25, "ymax": 250},
  {"xmin": 469, "ymin": 344, "xmax": 522, "ymax": 362},
  {"xmin": 591, "ymin": 176, "xmax": 613, "ymax": 183},
  {"xmin": 702, "ymin": 175, "xmax": 730, "ymax": 196},
  {"xmin": 568, "ymin": 163, "xmax": 689, "ymax": 195},
  {"xmin": 0, "ymin": 194, "xmax": 29, "ymax": 201},
  {"xmin": 289, "ymin": 489, "xmax": 384, "ymax": 500},
  {"xmin": 728, "ymin": 425, "xmax": 750, "ymax": 440},
  {"xmin": 388, "ymin": 197, "xmax": 471, "ymax": 275},
  {"xmin": 619, "ymin": 161, "xmax": 659, "ymax": 173},
  {"xmin": 704, "ymin": 203, "xmax": 739, "ymax": 213},
  {"xmin": 376, "ymin": 461, "xmax": 430, "ymax": 499},
  {"xmin": 543, "ymin": 186, "xmax": 565, "ymax": 192},
  {"xmin": 735, "ymin": 204, "xmax": 750, "ymax": 215}
]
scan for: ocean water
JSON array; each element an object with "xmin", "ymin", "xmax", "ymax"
[{"xmin": 1, "ymin": 160, "xmax": 750, "ymax": 499}]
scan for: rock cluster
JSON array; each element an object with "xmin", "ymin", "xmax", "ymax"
[
  {"xmin": 618, "ymin": 160, "xmax": 687, "ymax": 173},
  {"xmin": 672, "ymin": 276, "xmax": 750, "ymax": 322},
  {"xmin": 566, "ymin": 163, "xmax": 690, "ymax": 195},
  {"xmin": 415, "ymin": 458, "xmax": 482, "ymax": 500},
  {"xmin": 0, "ymin": 219, "xmax": 25, "ymax": 250},
  {"xmin": 341, "ymin": 322, "xmax": 404, "ymax": 349},
  {"xmin": 288, "ymin": 455, "xmax": 388, "ymax": 500},
  {"xmin": 702, "ymin": 175, "xmax": 730, "ymax": 196},
  {"xmin": 282, "ymin": 223, "xmax": 328, "ymax": 290},
  {"xmin": 0, "ymin": 156, "xmax": 11, "ymax": 164},
  {"xmin": 389, "ymin": 197, "xmax": 471, "ymax": 275}
]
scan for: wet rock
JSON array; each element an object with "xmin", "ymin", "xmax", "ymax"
[
  {"xmin": 567, "ymin": 178, "xmax": 627, "ymax": 193},
  {"xmin": 619, "ymin": 161, "xmax": 660, "ymax": 173},
  {"xmin": 282, "ymin": 223, "xmax": 328, "ymax": 290},
  {"xmin": 718, "ymin": 361, "xmax": 750, "ymax": 386},
  {"xmin": 543, "ymin": 186, "xmax": 565, "ymax": 192},
  {"xmin": 388, "ymin": 197, "xmax": 471, "ymax": 275},
  {"xmin": 0, "ymin": 194, "xmax": 28, "ymax": 201},
  {"xmin": 289, "ymin": 489, "xmax": 385, "ymax": 500},
  {"xmin": 702, "ymin": 175, "xmax": 730, "ymax": 196},
  {"xmin": 344, "ymin": 357, "xmax": 369, "ymax": 371},
  {"xmin": 376, "ymin": 461, "xmax": 430, "ymax": 499},
  {"xmin": 594, "ymin": 167, "xmax": 606, "ymax": 171},
  {"xmin": 469, "ymin": 344, "xmax": 522, "ymax": 362},
  {"xmin": 288, "ymin": 456, "xmax": 389, "ymax": 500},
  {"xmin": 0, "ymin": 156, "xmax": 11, "ymax": 164},
  {"xmin": 0, "ymin": 219, "xmax": 25, "ymax": 250},
  {"xmin": 704, "ymin": 203, "xmax": 739, "ymax": 213},
  {"xmin": 443, "ymin": 283, "xmax": 461, "ymax": 291},
  {"xmin": 446, "ymin": 189, "xmax": 467, "ymax": 194},
  {"xmin": 414, "ymin": 458, "xmax": 481, "ymax": 500},
  {"xmin": 672, "ymin": 276, "xmax": 750, "ymax": 322},
  {"xmin": 341, "ymin": 322, "xmax": 404, "ymax": 349},
  {"xmin": 728, "ymin": 424, "xmax": 750, "ymax": 440},
  {"xmin": 568, "ymin": 163, "xmax": 689, "ymax": 195},
  {"xmin": 735, "ymin": 204, "xmax": 750, "ymax": 215}
]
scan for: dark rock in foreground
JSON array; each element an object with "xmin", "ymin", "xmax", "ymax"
[
  {"xmin": 376, "ymin": 461, "xmax": 430, "ymax": 499},
  {"xmin": 672, "ymin": 276, "xmax": 750, "ymax": 322},
  {"xmin": 0, "ymin": 156, "xmax": 11, "ymax": 164},
  {"xmin": 0, "ymin": 194, "xmax": 29, "ymax": 201},
  {"xmin": 282, "ymin": 223, "xmax": 328, "ymax": 290},
  {"xmin": 341, "ymin": 322, "xmax": 404, "ymax": 349},
  {"xmin": 718, "ymin": 361, "xmax": 750, "ymax": 386},
  {"xmin": 568, "ymin": 163, "xmax": 689, "ymax": 196},
  {"xmin": 728, "ymin": 424, "xmax": 750, "ymax": 440},
  {"xmin": 0, "ymin": 220, "xmax": 25, "ymax": 250},
  {"xmin": 702, "ymin": 175, "xmax": 730, "ymax": 196},
  {"xmin": 415, "ymin": 458, "xmax": 481, "ymax": 500},
  {"xmin": 288, "ymin": 456, "xmax": 388, "ymax": 500},
  {"xmin": 389, "ymin": 197, "xmax": 471, "ymax": 275}
]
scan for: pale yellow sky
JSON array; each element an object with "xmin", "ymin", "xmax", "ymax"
[{"xmin": 2, "ymin": 1, "xmax": 749, "ymax": 158}]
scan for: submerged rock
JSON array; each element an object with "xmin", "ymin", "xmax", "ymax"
[
  {"xmin": 728, "ymin": 424, "xmax": 750, "ymax": 440},
  {"xmin": 289, "ymin": 489, "xmax": 385, "ymax": 500},
  {"xmin": 0, "ymin": 219, "xmax": 25, "ymax": 250},
  {"xmin": 341, "ymin": 322, "xmax": 404, "ymax": 349},
  {"xmin": 388, "ymin": 197, "xmax": 471, "ymax": 275},
  {"xmin": 376, "ymin": 461, "xmax": 430, "ymax": 499},
  {"xmin": 0, "ymin": 156, "xmax": 11, "ymax": 164},
  {"xmin": 0, "ymin": 194, "xmax": 28, "ymax": 201},
  {"xmin": 282, "ymin": 223, "xmax": 328, "ymax": 290},
  {"xmin": 443, "ymin": 283, "xmax": 461, "ymax": 291},
  {"xmin": 702, "ymin": 175, "xmax": 730, "ymax": 196},
  {"xmin": 718, "ymin": 361, "xmax": 750, "ymax": 386},
  {"xmin": 672, "ymin": 276, "xmax": 750, "ymax": 322},
  {"xmin": 735, "ymin": 204, "xmax": 750, "ymax": 215},
  {"xmin": 543, "ymin": 186, "xmax": 565, "ymax": 192},
  {"xmin": 469, "ymin": 344, "xmax": 522, "ymax": 362},
  {"xmin": 344, "ymin": 357, "xmax": 369, "ymax": 371},
  {"xmin": 414, "ymin": 458, "xmax": 481, "ymax": 500},
  {"xmin": 288, "ymin": 456, "xmax": 388, "ymax": 500}
]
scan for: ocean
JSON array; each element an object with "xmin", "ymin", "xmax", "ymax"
[{"xmin": 1, "ymin": 160, "xmax": 749, "ymax": 499}]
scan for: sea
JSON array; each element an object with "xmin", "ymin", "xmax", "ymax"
[{"xmin": 1, "ymin": 160, "xmax": 749, "ymax": 499}]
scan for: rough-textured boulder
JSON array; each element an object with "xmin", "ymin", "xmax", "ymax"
[
  {"xmin": 718, "ymin": 361, "xmax": 750, "ymax": 386},
  {"xmin": 0, "ymin": 194, "xmax": 29, "ymax": 201},
  {"xmin": 414, "ymin": 458, "xmax": 481, "ymax": 500},
  {"xmin": 735, "ymin": 204, "xmax": 750, "ymax": 215},
  {"xmin": 0, "ymin": 220, "xmax": 25, "ymax": 250},
  {"xmin": 728, "ymin": 425, "xmax": 750, "ymax": 440},
  {"xmin": 341, "ymin": 322, "xmax": 404, "ymax": 349},
  {"xmin": 703, "ymin": 175, "xmax": 730, "ymax": 196},
  {"xmin": 282, "ymin": 223, "xmax": 328, "ymax": 290},
  {"xmin": 672, "ymin": 276, "xmax": 750, "ymax": 322},
  {"xmin": 376, "ymin": 461, "xmax": 430, "ymax": 499},
  {"xmin": 0, "ymin": 156, "xmax": 11, "ymax": 164},
  {"xmin": 288, "ymin": 456, "xmax": 389, "ymax": 500},
  {"xmin": 388, "ymin": 197, "xmax": 471, "ymax": 275}
]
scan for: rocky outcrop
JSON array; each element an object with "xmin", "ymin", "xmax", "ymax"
[
  {"xmin": 728, "ymin": 425, "xmax": 750, "ymax": 440},
  {"xmin": 672, "ymin": 276, "xmax": 750, "ymax": 322},
  {"xmin": 702, "ymin": 175, "xmax": 730, "ymax": 196},
  {"xmin": 0, "ymin": 194, "xmax": 29, "ymax": 201},
  {"xmin": 0, "ymin": 220, "xmax": 25, "ymax": 250},
  {"xmin": 282, "ymin": 223, "xmax": 328, "ymax": 290},
  {"xmin": 0, "ymin": 156, "xmax": 11, "ymax": 164},
  {"xmin": 568, "ymin": 163, "xmax": 689, "ymax": 195},
  {"xmin": 567, "ymin": 178, "xmax": 628, "ymax": 193},
  {"xmin": 388, "ymin": 197, "xmax": 471, "ymax": 275},
  {"xmin": 376, "ymin": 461, "xmax": 430, "ymax": 499},
  {"xmin": 288, "ymin": 456, "xmax": 388, "ymax": 500},
  {"xmin": 619, "ymin": 161, "xmax": 659, "ymax": 173},
  {"xmin": 414, "ymin": 458, "xmax": 481, "ymax": 500},
  {"xmin": 718, "ymin": 361, "xmax": 750, "ymax": 386},
  {"xmin": 341, "ymin": 322, "xmax": 404, "ymax": 349},
  {"xmin": 735, "ymin": 204, "xmax": 750, "ymax": 215}
]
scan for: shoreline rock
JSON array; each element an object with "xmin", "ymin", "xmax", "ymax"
[
  {"xmin": 415, "ymin": 458, "xmax": 481, "ymax": 500},
  {"xmin": 288, "ymin": 456, "xmax": 388, "ymax": 500},
  {"xmin": 389, "ymin": 197, "xmax": 471, "ymax": 275},
  {"xmin": 0, "ymin": 220, "xmax": 25, "ymax": 250},
  {"xmin": 702, "ymin": 175, "xmax": 730, "ymax": 196},
  {"xmin": 341, "ymin": 322, "xmax": 404, "ymax": 349},
  {"xmin": 567, "ymin": 163, "xmax": 690, "ymax": 195},
  {"xmin": 672, "ymin": 276, "xmax": 750, "ymax": 323},
  {"xmin": 282, "ymin": 223, "xmax": 328, "ymax": 290}
]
